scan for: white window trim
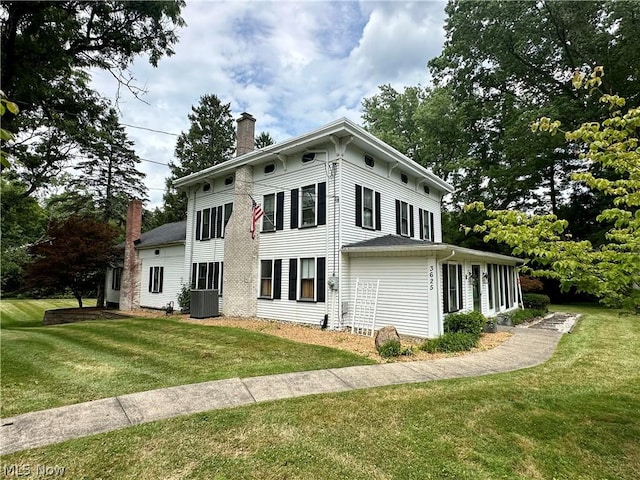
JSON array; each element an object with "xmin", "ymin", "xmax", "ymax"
[
  {"xmin": 259, "ymin": 259, "xmax": 274, "ymax": 298},
  {"xmin": 400, "ymin": 201, "xmax": 409, "ymax": 236},
  {"xmin": 262, "ymin": 193, "xmax": 276, "ymax": 232},
  {"xmin": 421, "ymin": 209, "xmax": 431, "ymax": 241},
  {"xmin": 300, "ymin": 184, "xmax": 317, "ymax": 228},
  {"xmin": 362, "ymin": 186, "xmax": 375, "ymax": 229},
  {"xmin": 299, "ymin": 257, "xmax": 316, "ymax": 301}
]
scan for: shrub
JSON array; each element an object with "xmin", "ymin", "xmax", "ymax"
[
  {"xmin": 177, "ymin": 283, "xmax": 191, "ymax": 313},
  {"xmin": 444, "ymin": 311, "xmax": 486, "ymax": 336},
  {"xmin": 419, "ymin": 332, "xmax": 479, "ymax": 353},
  {"xmin": 509, "ymin": 308, "xmax": 547, "ymax": 325},
  {"xmin": 377, "ymin": 339, "xmax": 401, "ymax": 358},
  {"xmin": 523, "ymin": 293, "xmax": 550, "ymax": 312},
  {"xmin": 519, "ymin": 274, "xmax": 544, "ymax": 293}
]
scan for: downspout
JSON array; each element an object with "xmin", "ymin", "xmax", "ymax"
[
  {"xmin": 187, "ymin": 186, "xmax": 198, "ymax": 287},
  {"xmin": 516, "ymin": 266, "xmax": 524, "ymax": 309},
  {"xmin": 435, "ymin": 250, "xmax": 456, "ymax": 336}
]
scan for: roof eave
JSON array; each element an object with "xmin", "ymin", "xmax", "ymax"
[{"xmin": 342, "ymin": 243, "xmax": 523, "ymax": 263}]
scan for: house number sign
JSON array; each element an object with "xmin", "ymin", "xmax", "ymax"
[{"xmin": 429, "ymin": 265, "xmax": 434, "ymax": 291}]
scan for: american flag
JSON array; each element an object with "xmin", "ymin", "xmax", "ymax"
[{"xmin": 250, "ymin": 198, "xmax": 264, "ymax": 239}]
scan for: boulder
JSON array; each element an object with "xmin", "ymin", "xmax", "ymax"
[{"xmin": 374, "ymin": 325, "xmax": 400, "ymax": 349}]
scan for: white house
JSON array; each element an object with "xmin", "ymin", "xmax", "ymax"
[{"xmin": 108, "ymin": 113, "xmax": 522, "ymax": 338}]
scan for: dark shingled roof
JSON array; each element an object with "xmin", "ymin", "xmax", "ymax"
[
  {"xmin": 343, "ymin": 234, "xmax": 434, "ymax": 249},
  {"xmin": 136, "ymin": 220, "xmax": 186, "ymax": 248}
]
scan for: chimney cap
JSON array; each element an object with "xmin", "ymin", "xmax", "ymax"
[{"xmin": 237, "ymin": 112, "xmax": 255, "ymax": 122}]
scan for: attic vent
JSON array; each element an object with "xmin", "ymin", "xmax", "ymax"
[
  {"xmin": 224, "ymin": 175, "xmax": 234, "ymax": 186},
  {"xmin": 423, "ymin": 185, "xmax": 430, "ymax": 194},
  {"xmin": 203, "ymin": 183, "xmax": 211, "ymax": 192},
  {"xmin": 364, "ymin": 154, "xmax": 374, "ymax": 168},
  {"xmin": 155, "ymin": 249, "xmax": 160, "ymax": 255},
  {"xmin": 264, "ymin": 162, "xmax": 276, "ymax": 174},
  {"xmin": 301, "ymin": 152, "xmax": 316, "ymax": 163},
  {"xmin": 401, "ymin": 173, "xmax": 408, "ymax": 184}
]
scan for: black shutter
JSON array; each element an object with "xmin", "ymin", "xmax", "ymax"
[
  {"xmin": 216, "ymin": 205, "xmax": 224, "ymax": 238},
  {"xmin": 316, "ymin": 257, "xmax": 326, "ymax": 303},
  {"xmin": 207, "ymin": 262, "xmax": 214, "ymax": 289},
  {"xmin": 409, "ymin": 205, "xmax": 415, "ymax": 238},
  {"xmin": 419, "ymin": 208, "xmax": 424, "ymax": 240},
  {"xmin": 317, "ymin": 182, "xmax": 326, "ymax": 225},
  {"xmin": 276, "ymin": 192, "xmax": 284, "ymax": 230},
  {"xmin": 430, "ymin": 212, "xmax": 435, "ymax": 241},
  {"xmin": 288, "ymin": 258, "xmax": 297, "ymax": 300},
  {"xmin": 191, "ymin": 263, "xmax": 197, "ymax": 288},
  {"xmin": 195, "ymin": 211, "xmax": 202, "ymax": 240},
  {"xmin": 213, "ymin": 262, "xmax": 220, "ymax": 290},
  {"xmin": 458, "ymin": 264, "xmax": 463, "ymax": 309},
  {"xmin": 290, "ymin": 189, "xmax": 299, "ymax": 229},
  {"xmin": 273, "ymin": 259, "xmax": 282, "ymax": 299},
  {"xmin": 375, "ymin": 192, "xmax": 381, "ymax": 230},
  {"xmin": 220, "ymin": 262, "xmax": 224, "ymax": 295},
  {"xmin": 210, "ymin": 207, "xmax": 217, "ymax": 239},
  {"xmin": 395, "ymin": 200, "xmax": 401, "ymax": 235},
  {"xmin": 159, "ymin": 267, "xmax": 164, "ymax": 293},
  {"xmin": 355, "ymin": 184, "xmax": 362, "ymax": 227},
  {"xmin": 442, "ymin": 264, "xmax": 449, "ymax": 313},
  {"xmin": 149, "ymin": 267, "xmax": 153, "ymax": 292}
]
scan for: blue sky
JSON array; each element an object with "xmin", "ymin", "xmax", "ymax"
[{"xmin": 90, "ymin": 1, "xmax": 448, "ymax": 209}]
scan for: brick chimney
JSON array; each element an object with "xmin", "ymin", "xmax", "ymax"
[
  {"xmin": 236, "ymin": 112, "xmax": 256, "ymax": 156},
  {"xmin": 120, "ymin": 199, "xmax": 143, "ymax": 311}
]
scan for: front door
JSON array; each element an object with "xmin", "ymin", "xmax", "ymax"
[{"xmin": 472, "ymin": 264, "xmax": 481, "ymax": 312}]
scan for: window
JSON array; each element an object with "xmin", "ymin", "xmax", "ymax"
[
  {"xmin": 419, "ymin": 208, "xmax": 435, "ymax": 241},
  {"xmin": 301, "ymin": 185, "xmax": 316, "ymax": 227},
  {"xmin": 149, "ymin": 266, "xmax": 164, "ymax": 294},
  {"xmin": 423, "ymin": 185, "xmax": 430, "ymax": 194},
  {"xmin": 288, "ymin": 257, "xmax": 325, "ymax": 302},
  {"xmin": 191, "ymin": 262, "xmax": 223, "ymax": 295},
  {"xmin": 300, "ymin": 258, "xmax": 315, "ymax": 300},
  {"xmin": 401, "ymin": 173, "xmax": 408, "ymax": 184},
  {"xmin": 203, "ymin": 183, "xmax": 211, "ymax": 192},
  {"xmin": 260, "ymin": 260, "xmax": 272, "ymax": 297},
  {"xmin": 201, "ymin": 208, "xmax": 211, "ymax": 240},
  {"xmin": 301, "ymin": 152, "xmax": 316, "ymax": 163},
  {"xmin": 111, "ymin": 267, "xmax": 122, "ymax": 291},
  {"xmin": 395, "ymin": 200, "xmax": 414, "ymax": 237},
  {"xmin": 364, "ymin": 154, "xmax": 374, "ymax": 167},
  {"xmin": 263, "ymin": 194, "xmax": 275, "ymax": 231},
  {"xmin": 291, "ymin": 183, "xmax": 326, "ymax": 229},
  {"xmin": 224, "ymin": 175, "xmax": 234, "ymax": 186},
  {"xmin": 355, "ymin": 185, "xmax": 381, "ymax": 230},
  {"xmin": 223, "ymin": 202, "xmax": 233, "ymax": 236},
  {"xmin": 443, "ymin": 263, "xmax": 462, "ymax": 313},
  {"xmin": 264, "ymin": 163, "xmax": 276, "ymax": 174}
]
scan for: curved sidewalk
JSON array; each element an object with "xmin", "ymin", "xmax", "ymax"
[{"xmin": 1, "ymin": 326, "xmax": 563, "ymax": 455}]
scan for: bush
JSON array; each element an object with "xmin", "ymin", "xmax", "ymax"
[
  {"xmin": 444, "ymin": 311, "xmax": 486, "ymax": 336},
  {"xmin": 419, "ymin": 332, "xmax": 479, "ymax": 353},
  {"xmin": 509, "ymin": 308, "xmax": 547, "ymax": 325},
  {"xmin": 177, "ymin": 283, "xmax": 191, "ymax": 313},
  {"xmin": 519, "ymin": 275, "xmax": 544, "ymax": 293},
  {"xmin": 523, "ymin": 293, "xmax": 550, "ymax": 312},
  {"xmin": 377, "ymin": 339, "xmax": 401, "ymax": 358}
]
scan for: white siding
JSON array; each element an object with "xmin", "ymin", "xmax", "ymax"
[
  {"xmin": 104, "ymin": 267, "xmax": 121, "ymax": 305},
  {"xmin": 347, "ymin": 255, "xmax": 433, "ymax": 338},
  {"xmin": 138, "ymin": 244, "xmax": 185, "ymax": 309}
]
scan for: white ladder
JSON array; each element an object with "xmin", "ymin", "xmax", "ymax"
[{"xmin": 351, "ymin": 278, "xmax": 380, "ymax": 337}]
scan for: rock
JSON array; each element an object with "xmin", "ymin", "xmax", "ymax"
[{"xmin": 375, "ymin": 325, "xmax": 400, "ymax": 349}]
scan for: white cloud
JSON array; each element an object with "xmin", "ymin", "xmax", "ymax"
[{"xmin": 89, "ymin": 0, "xmax": 447, "ymax": 209}]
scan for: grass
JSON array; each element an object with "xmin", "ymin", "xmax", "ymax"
[
  {"xmin": 0, "ymin": 299, "xmax": 373, "ymax": 417},
  {"xmin": 2, "ymin": 304, "xmax": 639, "ymax": 478}
]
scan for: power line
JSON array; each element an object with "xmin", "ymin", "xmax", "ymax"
[{"xmin": 121, "ymin": 123, "xmax": 180, "ymax": 137}]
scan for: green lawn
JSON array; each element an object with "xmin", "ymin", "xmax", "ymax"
[
  {"xmin": 2, "ymin": 304, "xmax": 639, "ymax": 479},
  {"xmin": 0, "ymin": 299, "xmax": 373, "ymax": 417}
]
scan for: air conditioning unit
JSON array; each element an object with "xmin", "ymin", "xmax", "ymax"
[{"xmin": 190, "ymin": 289, "xmax": 220, "ymax": 319}]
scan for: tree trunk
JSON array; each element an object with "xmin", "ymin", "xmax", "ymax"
[
  {"xmin": 74, "ymin": 291, "xmax": 83, "ymax": 308},
  {"xmin": 96, "ymin": 281, "xmax": 105, "ymax": 308}
]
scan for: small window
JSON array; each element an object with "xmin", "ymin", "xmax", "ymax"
[
  {"xmin": 263, "ymin": 194, "xmax": 275, "ymax": 231},
  {"xmin": 364, "ymin": 154, "xmax": 374, "ymax": 168},
  {"xmin": 300, "ymin": 258, "xmax": 315, "ymax": 300},
  {"xmin": 401, "ymin": 173, "xmax": 408, "ymax": 184},
  {"xmin": 154, "ymin": 249, "xmax": 160, "ymax": 255},
  {"xmin": 301, "ymin": 152, "xmax": 316, "ymax": 163},
  {"xmin": 112, "ymin": 267, "xmax": 122, "ymax": 291},
  {"xmin": 224, "ymin": 175, "xmax": 234, "ymax": 186},
  {"xmin": 264, "ymin": 163, "xmax": 276, "ymax": 174},
  {"xmin": 203, "ymin": 183, "xmax": 211, "ymax": 192},
  {"xmin": 260, "ymin": 260, "xmax": 273, "ymax": 298},
  {"xmin": 149, "ymin": 266, "xmax": 164, "ymax": 294},
  {"xmin": 423, "ymin": 185, "xmax": 430, "ymax": 194}
]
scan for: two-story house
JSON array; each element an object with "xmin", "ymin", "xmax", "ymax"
[{"xmin": 108, "ymin": 113, "xmax": 522, "ymax": 338}]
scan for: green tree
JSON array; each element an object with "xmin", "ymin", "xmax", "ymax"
[
  {"xmin": 429, "ymin": 0, "xmax": 640, "ymax": 218},
  {"xmin": 255, "ymin": 131, "xmax": 275, "ymax": 149},
  {"xmin": 469, "ymin": 72, "xmax": 640, "ymax": 311},
  {"xmin": 163, "ymin": 94, "xmax": 235, "ymax": 221},
  {"xmin": 73, "ymin": 107, "xmax": 147, "ymax": 225},
  {"xmin": 26, "ymin": 216, "xmax": 120, "ymax": 307},
  {"xmin": 1, "ymin": 1, "xmax": 184, "ymax": 195}
]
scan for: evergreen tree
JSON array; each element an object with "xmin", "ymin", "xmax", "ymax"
[
  {"xmin": 163, "ymin": 94, "xmax": 235, "ymax": 220},
  {"xmin": 255, "ymin": 131, "xmax": 275, "ymax": 149}
]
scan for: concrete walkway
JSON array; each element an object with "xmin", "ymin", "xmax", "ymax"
[{"xmin": 1, "ymin": 326, "xmax": 565, "ymax": 455}]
